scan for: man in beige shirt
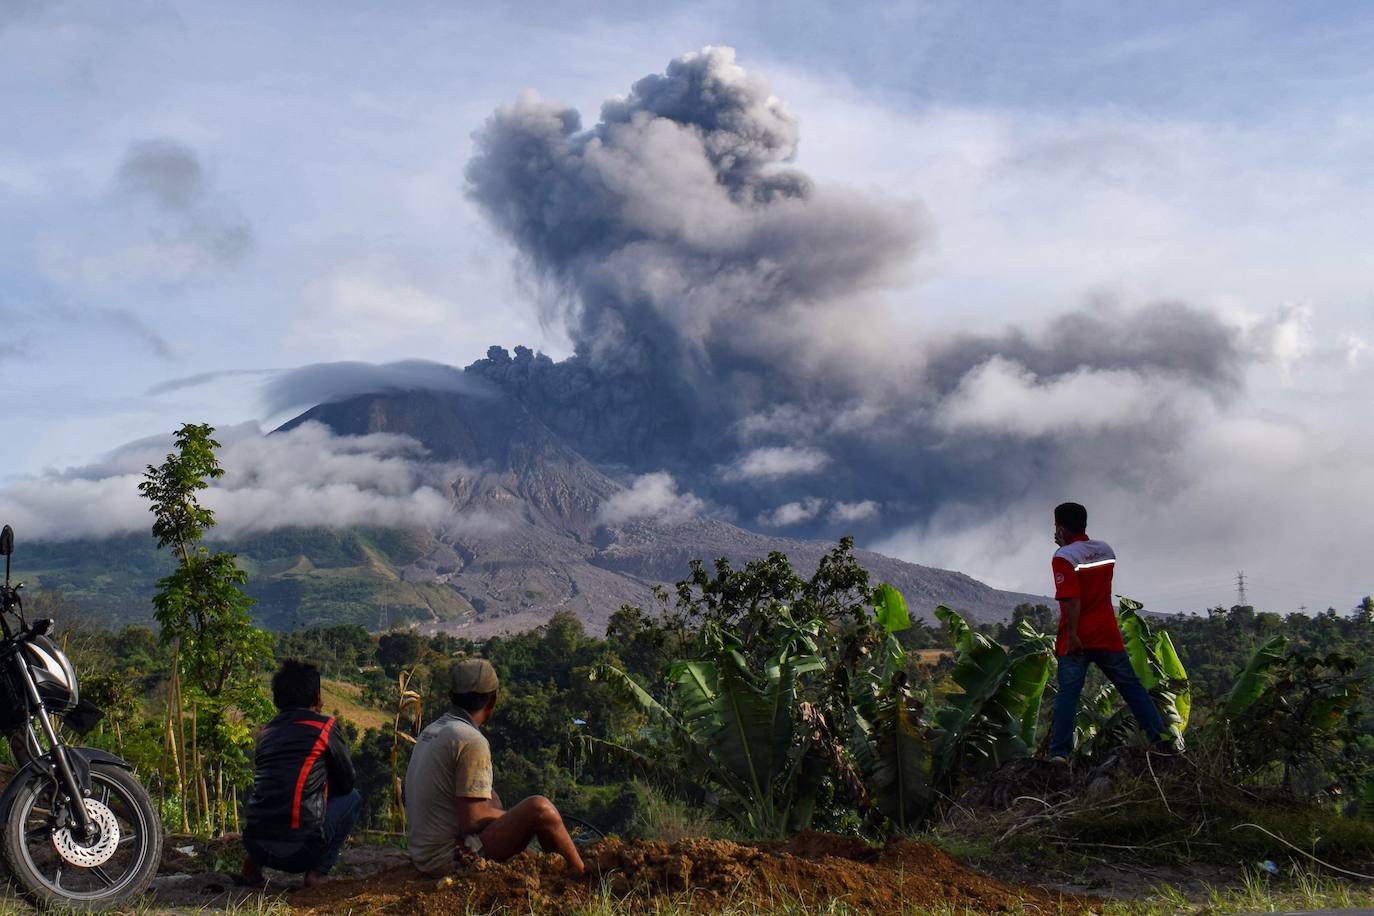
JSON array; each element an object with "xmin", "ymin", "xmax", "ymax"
[{"xmin": 403, "ymin": 659, "xmax": 585, "ymax": 876}]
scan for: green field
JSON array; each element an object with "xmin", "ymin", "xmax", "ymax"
[{"xmin": 19, "ymin": 528, "xmax": 472, "ymax": 631}]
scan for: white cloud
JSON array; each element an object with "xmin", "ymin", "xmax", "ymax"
[
  {"xmin": 1240, "ymin": 303, "xmax": 1316, "ymax": 383},
  {"xmin": 829, "ymin": 499, "xmax": 879, "ymax": 524},
  {"xmin": 289, "ymin": 256, "xmax": 459, "ymax": 357},
  {"xmin": 598, "ymin": 472, "xmax": 704, "ymax": 525},
  {"xmin": 935, "ymin": 356, "xmax": 1197, "ymax": 438},
  {"xmin": 1341, "ymin": 334, "xmax": 1371, "ymax": 369},
  {"xmin": 722, "ymin": 446, "xmax": 831, "ymax": 481},
  {"xmin": 758, "ymin": 497, "xmax": 824, "ymax": 527},
  {"xmin": 0, "ymin": 422, "xmax": 461, "ymax": 541},
  {"xmin": 876, "ymin": 403, "xmax": 1374, "ymax": 615}
]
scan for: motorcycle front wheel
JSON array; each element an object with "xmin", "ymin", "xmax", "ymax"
[{"xmin": 2, "ymin": 762, "xmax": 162, "ymax": 910}]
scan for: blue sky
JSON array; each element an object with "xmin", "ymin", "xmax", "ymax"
[{"xmin": 1, "ymin": 1, "xmax": 1371, "ymax": 613}]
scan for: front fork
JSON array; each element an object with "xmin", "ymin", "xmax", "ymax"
[{"xmin": 7, "ymin": 654, "xmax": 93, "ymax": 836}]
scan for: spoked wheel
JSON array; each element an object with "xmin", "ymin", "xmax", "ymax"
[
  {"xmin": 560, "ymin": 814, "xmax": 605, "ymax": 847},
  {"xmin": 2, "ymin": 762, "xmax": 162, "ymax": 910}
]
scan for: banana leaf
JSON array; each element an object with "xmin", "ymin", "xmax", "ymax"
[
  {"xmin": 1118, "ymin": 600, "xmax": 1157, "ymax": 688},
  {"xmin": 1153, "ymin": 629, "xmax": 1191, "ymax": 732},
  {"xmin": 1223, "ymin": 636, "xmax": 1286, "ymax": 717},
  {"xmin": 591, "ymin": 663, "xmax": 677, "ymax": 723},
  {"xmin": 590, "ymin": 662, "xmax": 744, "ymax": 798},
  {"xmin": 857, "ymin": 679, "xmax": 933, "ymax": 829},
  {"xmin": 932, "ymin": 606, "xmax": 1052, "ymax": 785},
  {"xmin": 712, "ymin": 651, "xmax": 776, "ymax": 810},
  {"xmin": 1012, "ymin": 620, "xmax": 1054, "ymax": 747},
  {"xmin": 875, "ymin": 583, "xmax": 911, "ymax": 633},
  {"xmin": 937, "ymin": 604, "xmax": 975, "ymax": 654},
  {"xmin": 668, "ymin": 660, "xmax": 721, "ymax": 732},
  {"xmin": 1117, "ymin": 600, "xmax": 1191, "ymax": 735}
]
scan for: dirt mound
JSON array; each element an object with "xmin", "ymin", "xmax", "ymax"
[{"xmin": 292, "ymin": 832, "xmax": 1081, "ymax": 914}]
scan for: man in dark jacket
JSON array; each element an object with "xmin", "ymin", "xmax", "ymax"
[{"xmin": 242, "ymin": 659, "xmax": 360, "ymax": 887}]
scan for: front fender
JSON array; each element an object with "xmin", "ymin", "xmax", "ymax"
[
  {"xmin": 0, "ymin": 746, "xmax": 133, "ymax": 820},
  {"xmin": 68, "ymin": 746, "xmax": 133, "ymax": 771}
]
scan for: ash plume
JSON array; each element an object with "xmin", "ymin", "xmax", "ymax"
[{"xmin": 461, "ymin": 47, "xmax": 1254, "ymax": 537}]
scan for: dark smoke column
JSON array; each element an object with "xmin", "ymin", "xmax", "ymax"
[{"xmin": 463, "ymin": 46, "xmax": 1249, "ymax": 541}]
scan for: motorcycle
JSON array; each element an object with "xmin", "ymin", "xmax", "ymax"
[{"xmin": 0, "ymin": 525, "xmax": 161, "ymax": 909}]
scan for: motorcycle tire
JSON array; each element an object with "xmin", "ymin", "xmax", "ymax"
[{"xmin": 1, "ymin": 762, "xmax": 162, "ymax": 910}]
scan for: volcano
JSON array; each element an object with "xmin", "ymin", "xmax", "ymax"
[{"xmin": 271, "ymin": 384, "xmax": 1047, "ymax": 635}]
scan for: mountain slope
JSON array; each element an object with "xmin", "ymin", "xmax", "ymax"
[
  {"xmin": 274, "ymin": 389, "xmax": 1047, "ymax": 633},
  {"xmin": 17, "ymin": 388, "xmax": 1047, "ymax": 633}
]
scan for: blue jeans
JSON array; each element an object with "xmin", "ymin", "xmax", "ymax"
[
  {"xmin": 315, "ymin": 789, "xmax": 362, "ymax": 874},
  {"xmin": 245, "ymin": 789, "xmax": 362, "ymax": 875},
  {"xmin": 1049, "ymin": 650, "xmax": 1169, "ymax": 758}
]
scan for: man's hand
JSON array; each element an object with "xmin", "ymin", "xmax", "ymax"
[{"xmin": 1067, "ymin": 633, "xmax": 1084, "ymax": 656}]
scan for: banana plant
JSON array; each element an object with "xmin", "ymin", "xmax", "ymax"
[
  {"xmin": 589, "ymin": 611, "xmax": 830, "ymax": 838},
  {"xmin": 1073, "ymin": 682, "xmax": 1137, "ymax": 758},
  {"xmin": 850, "ymin": 671, "xmax": 932, "ymax": 829},
  {"xmin": 1117, "ymin": 598, "xmax": 1191, "ymax": 738},
  {"xmin": 848, "ymin": 584, "xmax": 933, "ymax": 829},
  {"xmin": 929, "ymin": 605, "xmax": 1053, "ymax": 788}
]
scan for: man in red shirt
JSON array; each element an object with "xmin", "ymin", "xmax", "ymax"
[{"xmin": 1048, "ymin": 502, "xmax": 1170, "ymax": 761}]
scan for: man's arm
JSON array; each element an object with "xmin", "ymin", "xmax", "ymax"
[
  {"xmin": 324, "ymin": 724, "xmax": 356, "ymax": 796},
  {"xmin": 454, "ymin": 795, "xmax": 505, "ymax": 835},
  {"xmin": 1052, "ymin": 555, "xmax": 1084, "ymax": 654},
  {"xmin": 451, "ymin": 739, "xmax": 499, "ymax": 834},
  {"xmin": 1060, "ymin": 597, "xmax": 1083, "ymax": 654}
]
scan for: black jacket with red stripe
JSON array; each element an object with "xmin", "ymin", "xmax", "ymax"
[{"xmin": 244, "ymin": 709, "xmax": 354, "ymax": 863}]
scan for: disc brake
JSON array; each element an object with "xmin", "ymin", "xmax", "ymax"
[{"xmin": 51, "ymin": 798, "xmax": 120, "ymax": 868}]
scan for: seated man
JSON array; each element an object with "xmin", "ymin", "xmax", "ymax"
[
  {"xmin": 242, "ymin": 659, "xmax": 361, "ymax": 887},
  {"xmin": 404, "ymin": 658, "xmax": 585, "ymax": 876}
]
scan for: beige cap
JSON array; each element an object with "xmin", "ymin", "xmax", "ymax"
[{"xmin": 450, "ymin": 658, "xmax": 499, "ymax": 694}]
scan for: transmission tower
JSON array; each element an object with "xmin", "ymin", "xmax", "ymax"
[{"xmin": 1235, "ymin": 571, "xmax": 1249, "ymax": 607}]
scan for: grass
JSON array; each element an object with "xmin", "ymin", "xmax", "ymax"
[
  {"xmin": 1132, "ymin": 865, "xmax": 1374, "ymax": 915},
  {"xmin": 390, "ymin": 866, "xmax": 1374, "ymax": 915},
  {"xmin": 627, "ymin": 780, "xmax": 739, "ymax": 843},
  {"xmin": 0, "ymin": 880, "xmax": 1360, "ymax": 916},
  {"xmin": 0, "ymin": 893, "xmax": 293, "ymax": 915},
  {"xmin": 938, "ymin": 769, "xmax": 1374, "ymax": 873},
  {"xmin": 319, "ymin": 678, "xmax": 390, "ymax": 731}
]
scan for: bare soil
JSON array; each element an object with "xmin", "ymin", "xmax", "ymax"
[{"xmin": 286, "ymin": 832, "xmax": 1084, "ymax": 915}]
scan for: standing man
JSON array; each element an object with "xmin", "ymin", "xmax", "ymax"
[
  {"xmin": 1047, "ymin": 502, "xmax": 1172, "ymax": 762},
  {"xmin": 404, "ymin": 658, "xmax": 586, "ymax": 876},
  {"xmin": 242, "ymin": 659, "xmax": 361, "ymax": 887}
]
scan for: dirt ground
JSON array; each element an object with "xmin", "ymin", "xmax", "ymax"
[{"xmin": 273, "ymin": 832, "xmax": 1081, "ymax": 915}]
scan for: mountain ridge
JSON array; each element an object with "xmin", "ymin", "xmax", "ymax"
[
  {"xmin": 16, "ymin": 386, "xmax": 1049, "ymax": 633},
  {"xmin": 274, "ymin": 388, "xmax": 1048, "ymax": 633}
]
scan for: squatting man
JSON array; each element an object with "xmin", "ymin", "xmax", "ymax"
[{"xmin": 1047, "ymin": 501, "xmax": 1178, "ymax": 761}]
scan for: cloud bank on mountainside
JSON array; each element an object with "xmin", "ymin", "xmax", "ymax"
[{"xmin": 0, "ymin": 423, "xmax": 456, "ymax": 542}]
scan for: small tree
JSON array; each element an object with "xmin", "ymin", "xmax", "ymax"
[{"xmin": 140, "ymin": 423, "xmax": 272, "ymax": 833}]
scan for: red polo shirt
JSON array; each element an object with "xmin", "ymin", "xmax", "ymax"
[{"xmin": 1051, "ymin": 533, "xmax": 1125, "ymax": 656}]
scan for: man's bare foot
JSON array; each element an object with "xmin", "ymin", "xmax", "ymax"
[
  {"xmin": 239, "ymin": 857, "xmax": 266, "ymax": 888},
  {"xmin": 302, "ymin": 870, "xmax": 326, "ymax": 888}
]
